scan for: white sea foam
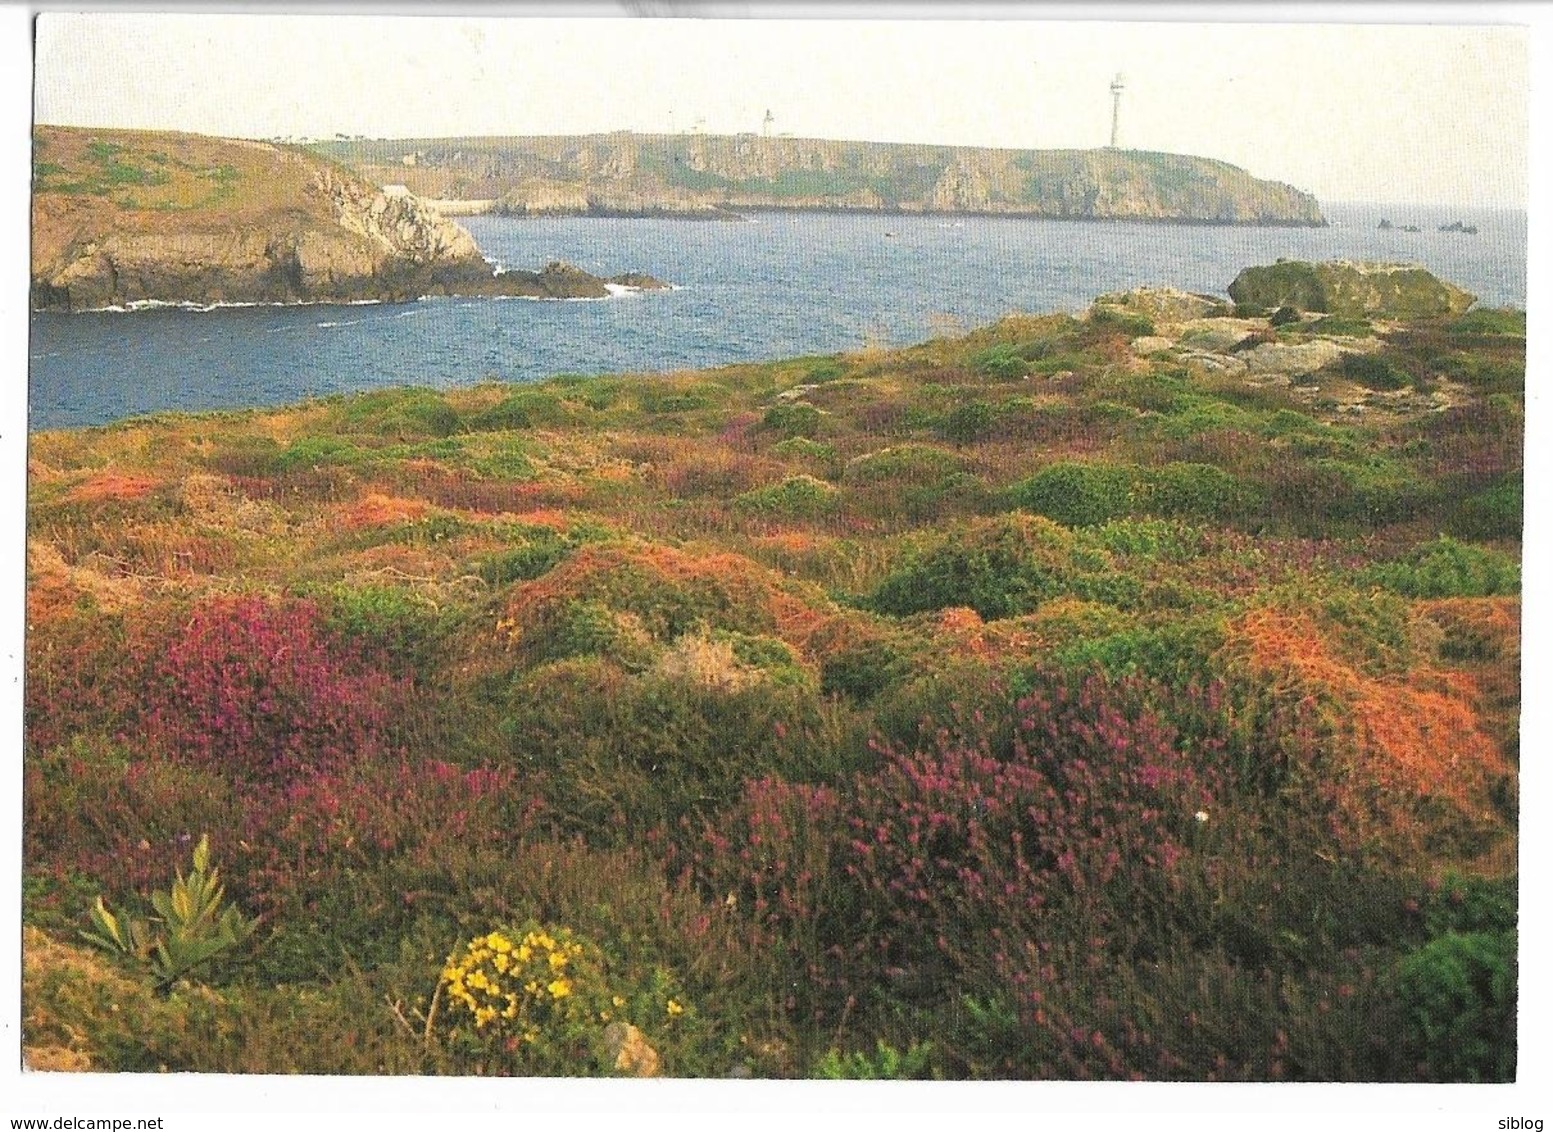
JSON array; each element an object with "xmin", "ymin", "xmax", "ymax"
[{"xmin": 79, "ymin": 297, "xmax": 384, "ymax": 314}]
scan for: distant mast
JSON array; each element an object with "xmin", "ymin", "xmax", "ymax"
[
  {"xmin": 1109, "ymin": 72, "xmax": 1126, "ymax": 148},
  {"xmin": 763, "ymin": 110, "xmax": 774, "ymax": 138}
]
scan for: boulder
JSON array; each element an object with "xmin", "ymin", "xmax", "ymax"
[
  {"xmin": 1130, "ymin": 335, "xmax": 1176, "ymax": 356},
  {"xmin": 603, "ymin": 1021, "xmax": 660, "ymax": 1077},
  {"xmin": 1227, "ymin": 261, "xmax": 1475, "ymax": 319},
  {"xmin": 1175, "ymin": 318, "xmax": 1263, "ymax": 353},
  {"xmin": 1092, "ymin": 286, "xmax": 1228, "ymax": 326},
  {"xmin": 1238, "ymin": 339, "xmax": 1346, "ymax": 376}
]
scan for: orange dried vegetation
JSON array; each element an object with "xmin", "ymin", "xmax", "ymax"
[
  {"xmin": 343, "ymin": 493, "xmax": 430, "ymax": 529},
  {"xmin": 63, "ymin": 471, "xmax": 160, "ymax": 504},
  {"xmin": 502, "ymin": 542, "xmax": 832, "ymax": 655},
  {"xmin": 1233, "ymin": 607, "xmax": 1513, "ymax": 853}
]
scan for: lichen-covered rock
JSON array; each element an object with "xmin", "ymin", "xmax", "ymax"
[
  {"xmin": 1227, "ymin": 261, "xmax": 1475, "ymax": 319},
  {"xmin": 1093, "ymin": 287, "xmax": 1228, "ymax": 326},
  {"xmin": 1239, "ymin": 339, "xmax": 1347, "ymax": 376},
  {"xmin": 602, "ymin": 1021, "xmax": 660, "ymax": 1077}
]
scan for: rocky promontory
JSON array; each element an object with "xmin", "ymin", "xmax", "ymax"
[
  {"xmin": 30, "ymin": 127, "xmax": 665, "ymax": 311},
  {"xmin": 1227, "ymin": 260, "xmax": 1476, "ymax": 319},
  {"xmin": 313, "ymin": 133, "xmax": 1327, "ymax": 226}
]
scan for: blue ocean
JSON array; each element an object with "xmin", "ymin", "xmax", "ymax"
[{"xmin": 27, "ymin": 202, "xmax": 1527, "ymax": 432}]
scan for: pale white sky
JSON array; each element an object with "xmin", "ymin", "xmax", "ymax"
[{"xmin": 31, "ymin": 12, "xmax": 1530, "ymax": 208}]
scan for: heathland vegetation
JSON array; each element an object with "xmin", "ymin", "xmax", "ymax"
[{"xmin": 23, "ymin": 277, "xmax": 1519, "ymax": 1077}]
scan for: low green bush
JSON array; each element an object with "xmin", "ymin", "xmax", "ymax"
[
  {"xmin": 1006, "ymin": 462, "xmax": 1136, "ymax": 528},
  {"xmin": 1362, "ymin": 537, "xmax": 1520, "ymax": 598},
  {"xmin": 762, "ymin": 403, "xmax": 824, "ymax": 439},
  {"xmin": 732, "ymin": 475, "xmax": 839, "ymax": 519},
  {"xmin": 1393, "ymin": 931, "xmax": 1516, "ymax": 1081}
]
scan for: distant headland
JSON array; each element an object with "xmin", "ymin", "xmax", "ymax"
[{"xmin": 310, "ymin": 132, "xmax": 1327, "ymax": 226}]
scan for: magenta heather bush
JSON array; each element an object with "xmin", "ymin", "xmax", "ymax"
[
  {"xmin": 142, "ymin": 595, "xmax": 410, "ymax": 786},
  {"xmin": 682, "ymin": 671, "xmax": 1214, "ymax": 1024}
]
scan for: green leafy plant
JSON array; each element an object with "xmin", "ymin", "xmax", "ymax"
[
  {"xmin": 813, "ymin": 1039, "xmax": 936, "ymax": 1079},
  {"xmin": 82, "ymin": 835, "xmax": 258, "ymax": 990}
]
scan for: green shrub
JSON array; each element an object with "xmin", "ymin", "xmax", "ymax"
[
  {"xmin": 1362, "ymin": 537, "xmax": 1520, "ymax": 598},
  {"xmin": 468, "ymin": 390, "xmax": 572, "ymax": 432},
  {"xmin": 1138, "ymin": 463, "xmax": 1260, "ymax": 522},
  {"xmin": 1447, "ymin": 309, "xmax": 1525, "ymax": 337},
  {"xmin": 1006, "ymin": 462, "xmax": 1137, "ymax": 528},
  {"xmin": 1087, "ymin": 306, "xmax": 1156, "ymax": 338},
  {"xmin": 335, "ymin": 388, "xmax": 462, "ymax": 439},
  {"xmin": 271, "ymin": 435, "xmax": 372, "ymax": 472},
  {"xmin": 771, "ymin": 436, "xmax": 838, "ymax": 468},
  {"xmin": 762, "ymin": 402, "xmax": 824, "ymax": 439},
  {"xmin": 732, "ymin": 475, "xmax": 838, "ymax": 519},
  {"xmin": 936, "ymin": 401, "xmax": 997, "ymax": 444},
  {"xmin": 314, "ymin": 583, "xmax": 447, "ymax": 671},
  {"xmin": 1447, "ymin": 480, "xmax": 1522, "ymax": 541},
  {"xmin": 1393, "ymin": 931, "xmax": 1515, "ymax": 1081},
  {"xmin": 476, "ymin": 536, "xmax": 570, "ymax": 587},
  {"xmin": 1268, "ymin": 305, "xmax": 1301, "ymax": 327},
  {"xmin": 1332, "ymin": 353, "xmax": 1410, "ymax": 391},
  {"xmin": 968, "ymin": 343, "xmax": 1029, "ymax": 380}
]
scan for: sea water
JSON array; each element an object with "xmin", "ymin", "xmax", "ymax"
[{"xmin": 27, "ymin": 203, "xmax": 1526, "ymax": 431}]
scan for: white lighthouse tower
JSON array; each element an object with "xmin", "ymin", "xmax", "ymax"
[{"xmin": 1109, "ymin": 72, "xmax": 1126, "ymax": 148}]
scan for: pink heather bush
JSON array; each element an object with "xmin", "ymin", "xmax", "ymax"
[
  {"xmin": 683, "ymin": 671, "xmax": 1214, "ymax": 1024},
  {"xmin": 142, "ymin": 595, "xmax": 410, "ymax": 786}
]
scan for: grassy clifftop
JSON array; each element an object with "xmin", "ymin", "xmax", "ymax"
[
  {"xmin": 314, "ymin": 133, "xmax": 1326, "ymax": 225},
  {"xmin": 24, "ymin": 281, "xmax": 1520, "ymax": 1078},
  {"xmin": 30, "ymin": 127, "xmax": 666, "ymax": 310}
]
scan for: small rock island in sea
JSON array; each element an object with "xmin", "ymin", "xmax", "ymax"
[{"xmin": 29, "ymin": 126, "xmax": 669, "ymax": 312}]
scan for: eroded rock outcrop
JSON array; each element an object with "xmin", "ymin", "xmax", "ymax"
[
  {"xmin": 1227, "ymin": 261, "xmax": 1476, "ymax": 319},
  {"xmin": 31, "ymin": 126, "xmax": 667, "ymax": 310}
]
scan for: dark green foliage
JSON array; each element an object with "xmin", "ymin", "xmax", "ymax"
[
  {"xmin": 313, "ymin": 583, "xmax": 449, "ymax": 672},
  {"xmin": 270, "ymin": 435, "xmax": 371, "ymax": 472},
  {"xmin": 1332, "ymin": 353, "xmax": 1410, "ymax": 391},
  {"xmin": 1447, "ymin": 308, "xmax": 1526, "ymax": 337},
  {"xmin": 335, "ymin": 387, "xmax": 463, "ymax": 439},
  {"xmin": 1006, "ymin": 462, "xmax": 1135, "ymax": 528},
  {"xmin": 968, "ymin": 343, "xmax": 1029, "ymax": 381},
  {"xmin": 1087, "ymin": 306, "xmax": 1156, "ymax": 339},
  {"xmin": 467, "ymin": 389, "xmax": 573, "ymax": 432},
  {"xmin": 475, "ymin": 535, "xmax": 570, "ymax": 587},
  {"xmin": 1362, "ymin": 537, "xmax": 1520, "ymax": 598},
  {"xmin": 1138, "ymin": 463, "xmax": 1261, "ymax": 522},
  {"xmin": 935, "ymin": 401, "xmax": 997, "ymax": 444},
  {"xmin": 761, "ymin": 402, "xmax": 824, "ymax": 439},
  {"xmin": 1393, "ymin": 931, "xmax": 1516, "ymax": 1081},
  {"xmin": 732, "ymin": 475, "xmax": 838, "ymax": 518},
  {"xmin": 1447, "ymin": 480, "xmax": 1522, "ymax": 541},
  {"xmin": 1268, "ymin": 305, "xmax": 1301, "ymax": 327}
]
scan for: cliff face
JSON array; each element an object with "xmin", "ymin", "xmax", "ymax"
[
  {"xmin": 31, "ymin": 127, "xmax": 498, "ymax": 310},
  {"xmin": 315, "ymin": 133, "xmax": 1326, "ymax": 226}
]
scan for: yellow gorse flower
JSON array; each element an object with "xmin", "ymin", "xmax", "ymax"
[
  {"xmin": 438, "ymin": 924, "xmax": 619, "ymax": 1061},
  {"xmin": 666, "ymin": 999, "xmax": 685, "ymax": 1017}
]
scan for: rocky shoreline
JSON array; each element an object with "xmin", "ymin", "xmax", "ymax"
[{"xmin": 30, "ymin": 126, "xmax": 669, "ymax": 313}]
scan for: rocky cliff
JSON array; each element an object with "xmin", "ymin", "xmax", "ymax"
[
  {"xmin": 30, "ymin": 127, "xmax": 662, "ymax": 311},
  {"xmin": 314, "ymin": 133, "xmax": 1326, "ymax": 226}
]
